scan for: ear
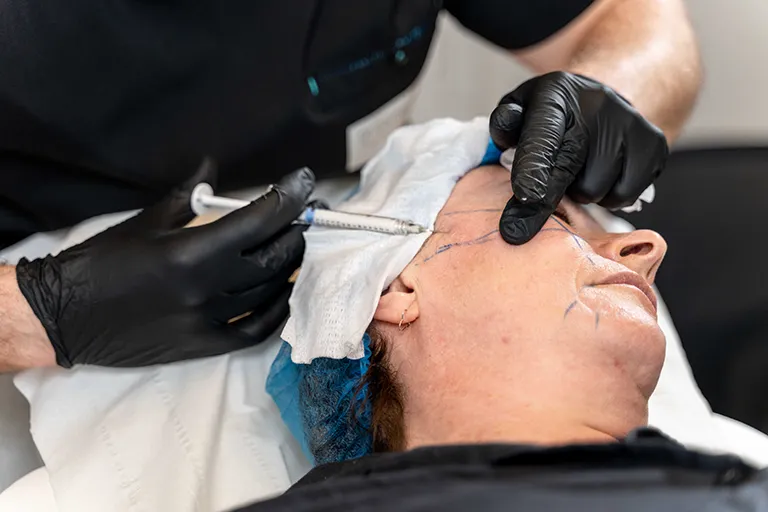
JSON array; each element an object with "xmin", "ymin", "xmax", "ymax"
[{"xmin": 374, "ymin": 275, "xmax": 420, "ymax": 326}]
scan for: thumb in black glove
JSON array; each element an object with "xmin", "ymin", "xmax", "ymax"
[
  {"xmin": 16, "ymin": 160, "xmax": 314, "ymax": 368},
  {"xmin": 489, "ymin": 71, "xmax": 669, "ymax": 245}
]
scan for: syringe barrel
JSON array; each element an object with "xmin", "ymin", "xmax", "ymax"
[{"xmin": 307, "ymin": 209, "xmax": 413, "ymax": 234}]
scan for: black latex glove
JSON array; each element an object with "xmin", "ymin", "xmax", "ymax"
[
  {"xmin": 16, "ymin": 160, "xmax": 314, "ymax": 368},
  {"xmin": 490, "ymin": 71, "xmax": 669, "ymax": 245}
]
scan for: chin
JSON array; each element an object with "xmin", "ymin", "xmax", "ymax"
[
  {"xmin": 641, "ymin": 321, "xmax": 667, "ymax": 359},
  {"xmin": 599, "ymin": 314, "xmax": 667, "ymax": 396},
  {"xmin": 633, "ymin": 322, "xmax": 667, "ymax": 397}
]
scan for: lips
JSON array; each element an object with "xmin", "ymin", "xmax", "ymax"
[{"xmin": 593, "ymin": 271, "xmax": 658, "ymax": 314}]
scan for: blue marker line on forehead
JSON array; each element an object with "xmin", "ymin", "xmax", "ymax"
[
  {"xmin": 422, "ymin": 229, "xmax": 500, "ymax": 263},
  {"xmin": 443, "ymin": 208, "xmax": 503, "ymax": 216}
]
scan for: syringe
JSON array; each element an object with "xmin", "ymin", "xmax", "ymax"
[{"xmin": 190, "ymin": 183, "xmax": 430, "ymax": 236}]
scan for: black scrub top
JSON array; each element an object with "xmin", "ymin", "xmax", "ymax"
[
  {"xmin": 0, "ymin": 0, "xmax": 592, "ymax": 249},
  {"xmin": 235, "ymin": 429, "xmax": 764, "ymax": 512}
]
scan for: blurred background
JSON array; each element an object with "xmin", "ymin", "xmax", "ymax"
[
  {"xmin": 413, "ymin": 0, "xmax": 768, "ymax": 146},
  {"xmin": 412, "ymin": 0, "xmax": 768, "ymax": 433}
]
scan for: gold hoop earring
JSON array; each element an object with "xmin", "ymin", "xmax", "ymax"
[{"xmin": 398, "ymin": 309, "xmax": 411, "ymax": 331}]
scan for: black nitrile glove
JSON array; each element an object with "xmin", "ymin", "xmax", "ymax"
[
  {"xmin": 16, "ymin": 160, "xmax": 314, "ymax": 367},
  {"xmin": 490, "ymin": 71, "xmax": 669, "ymax": 245}
]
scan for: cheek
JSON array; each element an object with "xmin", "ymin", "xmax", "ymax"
[
  {"xmin": 418, "ymin": 238, "xmax": 585, "ymax": 339},
  {"xmin": 574, "ymin": 287, "xmax": 666, "ymax": 395}
]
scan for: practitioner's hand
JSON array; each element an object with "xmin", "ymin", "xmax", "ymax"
[
  {"xmin": 490, "ymin": 71, "xmax": 668, "ymax": 245},
  {"xmin": 16, "ymin": 160, "xmax": 314, "ymax": 367}
]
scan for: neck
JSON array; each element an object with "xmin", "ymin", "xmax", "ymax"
[
  {"xmin": 392, "ymin": 329, "xmax": 651, "ymax": 451},
  {"xmin": 404, "ymin": 396, "xmax": 618, "ymax": 450}
]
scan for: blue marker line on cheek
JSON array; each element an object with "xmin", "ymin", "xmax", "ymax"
[
  {"xmin": 563, "ymin": 300, "xmax": 578, "ymax": 318},
  {"xmin": 544, "ymin": 218, "xmax": 595, "ymax": 266},
  {"xmin": 595, "ymin": 311, "xmax": 600, "ymax": 330},
  {"xmin": 551, "ymin": 217, "xmax": 583, "ymax": 249}
]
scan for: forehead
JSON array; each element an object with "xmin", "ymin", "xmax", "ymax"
[
  {"xmin": 439, "ymin": 166, "xmax": 511, "ymax": 212},
  {"xmin": 437, "ymin": 165, "xmax": 604, "ymax": 235}
]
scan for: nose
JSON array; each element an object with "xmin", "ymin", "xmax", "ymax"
[{"xmin": 595, "ymin": 230, "xmax": 668, "ymax": 284}]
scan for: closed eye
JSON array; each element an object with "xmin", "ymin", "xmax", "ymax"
[{"xmin": 552, "ymin": 205, "xmax": 572, "ymax": 226}]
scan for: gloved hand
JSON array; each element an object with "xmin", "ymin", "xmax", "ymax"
[
  {"xmin": 16, "ymin": 160, "xmax": 314, "ymax": 368},
  {"xmin": 490, "ymin": 71, "xmax": 669, "ymax": 245}
]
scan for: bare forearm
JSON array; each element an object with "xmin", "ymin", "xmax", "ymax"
[
  {"xmin": 518, "ymin": 0, "xmax": 702, "ymax": 142},
  {"xmin": 568, "ymin": 0, "xmax": 701, "ymax": 141},
  {"xmin": 0, "ymin": 266, "xmax": 55, "ymax": 371}
]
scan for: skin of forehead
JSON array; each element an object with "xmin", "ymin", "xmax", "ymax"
[{"xmin": 428, "ymin": 167, "xmax": 605, "ymax": 246}]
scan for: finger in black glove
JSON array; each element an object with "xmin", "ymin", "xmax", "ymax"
[
  {"xmin": 489, "ymin": 71, "xmax": 668, "ymax": 245},
  {"xmin": 16, "ymin": 161, "xmax": 315, "ymax": 368}
]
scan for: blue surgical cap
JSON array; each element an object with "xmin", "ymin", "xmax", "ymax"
[
  {"xmin": 266, "ymin": 335, "xmax": 373, "ymax": 465},
  {"xmin": 480, "ymin": 138, "xmax": 503, "ymax": 166}
]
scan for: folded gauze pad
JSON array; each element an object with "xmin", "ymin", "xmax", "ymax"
[{"xmin": 282, "ymin": 117, "xmax": 490, "ymax": 363}]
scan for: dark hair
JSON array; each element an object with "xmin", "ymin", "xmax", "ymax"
[
  {"xmin": 359, "ymin": 325, "xmax": 407, "ymax": 453},
  {"xmin": 289, "ymin": 325, "xmax": 407, "ymax": 465}
]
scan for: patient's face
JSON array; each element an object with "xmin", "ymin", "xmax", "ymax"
[{"xmin": 374, "ymin": 165, "xmax": 667, "ymax": 447}]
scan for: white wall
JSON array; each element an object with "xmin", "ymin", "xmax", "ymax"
[
  {"xmin": 682, "ymin": 0, "xmax": 768, "ymax": 146},
  {"xmin": 411, "ymin": 15, "xmax": 530, "ymax": 125},
  {"xmin": 413, "ymin": 1, "xmax": 768, "ymax": 148}
]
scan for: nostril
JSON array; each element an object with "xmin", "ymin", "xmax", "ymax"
[{"xmin": 620, "ymin": 242, "xmax": 653, "ymax": 257}]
